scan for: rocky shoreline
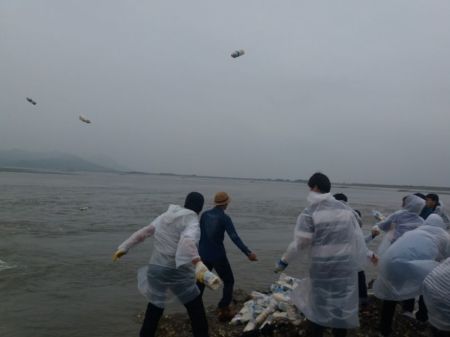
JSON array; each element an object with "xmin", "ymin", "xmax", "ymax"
[{"xmin": 138, "ymin": 290, "xmax": 436, "ymax": 337}]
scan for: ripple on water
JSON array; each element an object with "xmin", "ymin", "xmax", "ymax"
[{"xmin": 0, "ymin": 259, "xmax": 16, "ymax": 272}]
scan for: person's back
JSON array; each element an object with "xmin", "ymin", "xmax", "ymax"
[
  {"xmin": 277, "ymin": 173, "xmax": 367, "ymax": 337},
  {"xmin": 301, "ymin": 193, "xmax": 367, "ymax": 329},
  {"xmin": 309, "ymin": 196, "xmax": 362, "ymax": 268},
  {"xmin": 374, "ymin": 214, "xmax": 450, "ymax": 337},
  {"xmin": 150, "ymin": 205, "xmax": 200, "ymax": 269},
  {"xmin": 113, "ymin": 192, "xmax": 211, "ymax": 337},
  {"xmin": 333, "ymin": 193, "xmax": 375, "ymax": 306},
  {"xmin": 389, "ymin": 209, "xmax": 423, "ymax": 238},
  {"xmin": 197, "ymin": 192, "xmax": 256, "ymax": 321},
  {"xmin": 434, "ymin": 204, "xmax": 450, "ymax": 228},
  {"xmin": 199, "ymin": 207, "xmax": 230, "ymax": 261},
  {"xmin": 373, "ymin": 194, "xmax": 425, "ymax": 248},
  {"xmin": 422, "ymin": 257, "xmax": 450, "ymax": 333},
  {"xmin": 374, "ymin": 216, "xmax": 450, "ymax": 301}
]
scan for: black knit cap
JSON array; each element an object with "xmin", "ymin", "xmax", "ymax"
[
  {"xmin": 184, "ymin": 192, "xmax": 204, "ymax": 214},
  {"xmin": 414, "ymin": 193, "xmax": 426, "ymax": 200}
]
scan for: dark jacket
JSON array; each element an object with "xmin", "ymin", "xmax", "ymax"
[{"xmin": 199, "ymin": 207, "xmax": 251, "ymax": 261}]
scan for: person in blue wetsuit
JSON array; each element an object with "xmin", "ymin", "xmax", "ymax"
[{"xmin": 198, "ymin": 191, "xmax": 257, "ymax": 321}]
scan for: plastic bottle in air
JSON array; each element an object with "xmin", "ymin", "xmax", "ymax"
[{"xmin": 231, "ymin": 49, "xmax": 245, "ymax": 58}]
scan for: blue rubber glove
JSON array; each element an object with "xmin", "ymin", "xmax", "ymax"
[{"xmin": 274, "ymin": 259, "xmax": 288, "ymax": 273}]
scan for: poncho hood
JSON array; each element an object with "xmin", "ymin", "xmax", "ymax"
[{"xmin": 403, "ymin": 195, "xmax": 425, "ymax": 215}]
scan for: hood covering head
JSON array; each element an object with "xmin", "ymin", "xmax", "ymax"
[
  {"xmin": 424, "ymin": 214, "xmax": 447, "ymax": 229},
  {"xmin": 161, "ymin": 204, "xmax": 196, "ymax": 223},
  {"xmin": 184, "ymin": 192, "xmax": 204, "ymax": 214},
  {"xmin": 403, "ymin": 194, "xmax": 425, "ymax": 215}
]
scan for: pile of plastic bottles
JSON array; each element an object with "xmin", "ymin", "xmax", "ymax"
[{"xmin": 230, "ymin": 273, "xmax": 304, "ymax": 332}]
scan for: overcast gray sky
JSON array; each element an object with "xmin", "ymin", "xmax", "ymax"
[{"xmin": 1, "ymin": 0, "xmax": 450, "ymax": 186}]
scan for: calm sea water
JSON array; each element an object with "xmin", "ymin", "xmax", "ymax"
[{"xmin": 1, "ymin": 172, "xmax": 449, "ymax": 337}]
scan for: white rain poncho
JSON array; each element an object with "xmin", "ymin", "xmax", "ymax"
[
  {"xmin": 284, "ymin": 192, "xmax": 367, "ymax": 329},
  {"xmin": 117, "ymin": 204, "xmax": 201, "ymax": 308},
  {"xmin": 422, "ymin": 257, "xmax": 450, "ymax": 331},
  {"xmin": 374, "ymin": 194, "xmax": 425, "ymax": 255},
  {"xmin": 373, "ymin": 215, "xmax": 450, "ymax": 301},
  {"xmin": 425, "ymin": 213, "xmax": 449, "ymax": 230},
  {"xmin": 435, "ymin": 203, "xmax": 450, "ymax": 228}
]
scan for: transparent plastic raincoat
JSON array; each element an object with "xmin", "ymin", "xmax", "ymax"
[
  {"xmin": 374, "ymin": 195, "xmax": 425, "ymax": 255},
  {"xmin": 286, "ymin": 192, "xmax": 367, "ymax": 329},
  {"xmin": 117, "ymin": 205, "xmax": 201, "ymax": 308},
  {"xmin": 422, "ymin": 257, "xmax": 450, "ymax": 332},
  {"xmin": 373, "ymin": 215, "xmax": 450, "ymax": 301},
  {"xmin": 435, "ymin": 203, "xmax": 450, "ymax": 228}
]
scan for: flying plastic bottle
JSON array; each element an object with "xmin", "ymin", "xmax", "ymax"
[
  {"xmin": 26, "ymin": 97, "xmax": 37, "ymax": 105},
  {"xmin": 231, "ymin": 49, "xmax": 245, "ymax": 58},
  {"xmin": 79, "ymin": 115, "xmax": 91, "ymax": 124}
]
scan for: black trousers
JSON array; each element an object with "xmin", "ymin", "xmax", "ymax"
[
  {"xmin": 430, "ymin": 326, "xmax": 450, "ymax": 337},
  {"xmin": 384, "ymin": 296, "xmax": 428, "ymax": 320},
  {"xmin": 379, "ymin": 298, "xmax": 420, "ymax": 336},
  {"xmin": 402, "ymin": 298, "xmax": 415, "ymax": 312},
  {"xmin": 197, "ymin": 258, "xmax": 235, "ymax": 308},
  {"xmin": 358, "ymin": 270, "xmax": 368, "ymax": 300},
  {"xmin": 380, "ymin": 300, "xmax": 397, "ymax": 336},
  {"xmin": 415, "ymin": 296, "xmax": 428, "ymax": 322},
  {"xmin": 310, "ymin": 321, "xmax": 347, "ymax": 337},
  {"xmin": 139, "ymin": 294, "xmax": 209, "ymax": 337}
]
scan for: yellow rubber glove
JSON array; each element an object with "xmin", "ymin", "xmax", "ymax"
[{"xmin": 112, "ymin": 250, "xmax": 127, "ymax": 261}]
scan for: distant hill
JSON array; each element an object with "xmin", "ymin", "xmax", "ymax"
[{"xmin": 0, "ymin": 149, "xmax": 116, "ymax": 172}]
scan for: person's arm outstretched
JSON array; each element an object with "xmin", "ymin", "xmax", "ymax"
[
  {"xmin": 224, "ymin": 216, "xmax": 257, "ymax": 261},
  {"xmin": 275, "ymin": 210, "xmax": 313, "ymax": 273},
  {"xmin": 112, "ymin": 219, "xmax": 158, "ymax": 261},
  {"xmin": 372, "ymin": 213, "xmax": 396, "ymax": 237}
]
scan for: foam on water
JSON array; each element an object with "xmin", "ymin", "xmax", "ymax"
[{"xmin": 0, "ymin": 259, "xmax": 15, "ymax": 272}]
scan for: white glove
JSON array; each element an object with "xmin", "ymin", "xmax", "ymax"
[
  {"xmin": 371, "ymin": 225, "xmax": 381, "ymax": 237},
  {"xmin": 372, "ymin": 210, "xmax": 385, "ymax": 221},
  {"xmin": 195, "ymin": 261, "xmax": 222, "ymax": 290},
  {"xmin": 195, "ymin": 261, "xmax": 209, "ymax": 282}
]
